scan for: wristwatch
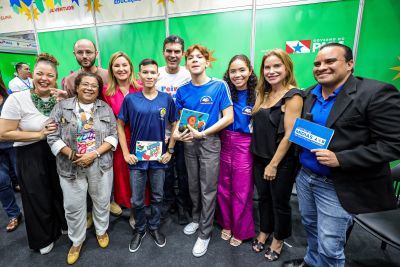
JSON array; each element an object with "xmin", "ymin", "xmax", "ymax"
[{"xmin": 168, "ymin": 147, "xmax": 174, "ymax": 154}]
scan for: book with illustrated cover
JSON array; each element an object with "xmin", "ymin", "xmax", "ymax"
[
  {"xmin": 178, "ymin": 108, "xmax": 209, "ymax": 132},
  {"xmin": 135, "ymin": 141, "xmax": 162, "ymax": 161}
]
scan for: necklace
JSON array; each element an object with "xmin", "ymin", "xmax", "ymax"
[
  {"xmin": 77, "ymin": 102, "xmax": 95, "ymax": 131},
  {"xmin": 30, "ymin": 90, "xmax": 57, "ymax": 116}
]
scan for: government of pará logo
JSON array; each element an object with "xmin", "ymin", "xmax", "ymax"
[{"xmin": 200, "ymin": 96, "xmax": 213, "ymax": 104}]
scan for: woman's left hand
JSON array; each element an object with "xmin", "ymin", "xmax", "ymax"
[
  {"xmin": 159, "ymin": 152, "xmax": 172, "ymax": 164},
  {"xmin": 264, "ymin": 164, "xmax": 277, "ymax": 180},
  {"xmin": 73, "ymin": 152, "xmax": 97, "ymax": 168}
]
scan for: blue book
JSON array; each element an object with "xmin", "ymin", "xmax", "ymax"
[
  {"xmin": 289, "ymin": 118, "xmax": 334, "ymax": 150},
  {"xmin": 178, "ymin": 108, "xmax": 209, "ymax": 132}
]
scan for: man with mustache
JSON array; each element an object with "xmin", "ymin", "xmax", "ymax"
[
  {"xmin": 283, "ymin": 43, "xmax": 400, "ymax": 267},
  {"xmin": 62, "ymin": 39, "xmax": 108, "ymax": 99}
]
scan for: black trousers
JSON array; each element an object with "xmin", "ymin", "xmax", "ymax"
[
  {"xmin": 253, "ymin": 154, "xmax": 298, "ymax": 240},
  {"xmin": 16, "ymin": 141, "xmax": 67, "ymax": 250}
]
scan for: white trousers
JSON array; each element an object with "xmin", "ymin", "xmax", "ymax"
[{"xmin": 60, "ymin": 165, "xmax": 113, "ymax": 246}]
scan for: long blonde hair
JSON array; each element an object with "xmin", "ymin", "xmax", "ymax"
[
  {"xmin": 252, "ymin": 48, "xmax": 297, "ymax": 114},
  {"xmin": 106, "ymin": 51, "xmax": 140, "ymax": 96}
]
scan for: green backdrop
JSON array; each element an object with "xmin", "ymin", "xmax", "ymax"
[
  {"xmin": 0, "ymin": 52, "xmax": 37, "ymax": 88},
  {"xmin": 1, "ymin": 0, "xmax": 399, "ymax": 90}
]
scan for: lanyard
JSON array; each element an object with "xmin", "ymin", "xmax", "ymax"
[{"xmin": 18, "ymin": 77, "xmax": 32, "ymax": 89}]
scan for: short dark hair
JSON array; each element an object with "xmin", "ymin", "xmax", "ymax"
[
  {"xmin": 319, "ymin": 42, "xmax": 353, "ymax": 62},
  {"xmin": 163, "ymin": 35, "xmax": 184, "ymax": 51},
  {"xmin": 15, "ymin": 62, "xmax": 27, "ymax": 72},
  {"xmin": 74, "ymin": 72, "xmax": 103, "ymax": 94},
  {"xmin": 139, "ymin": 59, "xmax": 158, "ymax": 71}
]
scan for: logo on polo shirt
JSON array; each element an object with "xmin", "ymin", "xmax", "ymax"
[
  {"xmin": 159, "ymin": 108, "xmax": 166, "ymax": 120},
  {"xmin": 242, "ymin": 106, "xmax": 252, "ymax": 116},
  {"xmin": 200, "ymin": 96, "xmax": 213, "ymax": 104}
]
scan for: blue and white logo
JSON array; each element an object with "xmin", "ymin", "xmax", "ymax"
[
  {"xmin": 200, "ymin": 96, "xmax": 213, "ymax": 104},
  {"xmin": 242, "ymin": 106, "xmax": 252, "ymax": 116}
]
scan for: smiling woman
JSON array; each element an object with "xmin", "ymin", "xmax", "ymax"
[
  {"xmin": 47, "ymin": 72, "xmax": 118, "ymax": 264},
  {"xmin": 0, "ymin": 53, "xmax": 68, "ymax": 255}
]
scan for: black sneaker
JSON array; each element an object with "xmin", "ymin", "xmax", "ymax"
[
  {"xmin": 129, "ymin": 231, "xmax": 146, "ymax": 253},
  {"xmin": 149, "ymin": 229, "xmax": 166, "ymax": 247}
]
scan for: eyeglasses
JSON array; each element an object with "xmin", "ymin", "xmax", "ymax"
[{"xmin": 80, "ymin": 83, "xmax": 99, "ymax": 89}]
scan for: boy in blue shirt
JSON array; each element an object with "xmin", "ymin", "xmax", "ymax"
[
  {"xmin": 117, "ymin": 59, "xmax": 178, "ymax": 253},
  {"xmin": 173, "ymin": 45, "xmax": 233, "ymax": 257}
]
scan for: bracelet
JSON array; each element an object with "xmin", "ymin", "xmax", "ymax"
[
  {"xmin": 94, "ymin": 150, "xmax": 101, "ymax": 158},
  {"xmin": 69, "ymin": 149, "xmax": 76, "ymax": 161}
]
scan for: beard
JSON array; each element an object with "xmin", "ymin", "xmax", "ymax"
[{"xmin": 77, "ymin": 57, "xmax": 96, "ymax": 69}]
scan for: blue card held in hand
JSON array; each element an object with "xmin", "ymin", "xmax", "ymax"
[{"xmin": 289, "ymin": 118, "xmax": 334, "ymax": 150}]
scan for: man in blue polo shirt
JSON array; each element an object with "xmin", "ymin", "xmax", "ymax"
[
  {"xmin": 283, "ymin": 43, "xmax": 400, "ymax": 267},
  {"xmin": 117, "ymin": 59, "xmax": 178, "ymax": 253}
]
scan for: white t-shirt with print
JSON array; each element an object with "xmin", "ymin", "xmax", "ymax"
[{"xmin": 156, "ymin": 66, "xmax": 191, "ymax": 101}]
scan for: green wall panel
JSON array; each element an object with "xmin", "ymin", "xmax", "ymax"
[
  {"xmin": 255, "ymin": 0, "xmax": 359, "ymax": 89},
  {"xmin": 97, "ymin": 20, "xmax": 165, "ymax": 75},
  {"xmin": 170, "ymin": 9, "xmax": 252, "ymax": 79},
  {"xmin": 354, "ymin": 0, "xmax": 400, "ymax": 89},
  {"xmin": 0, "ymin": 52, "xmax": 37, "ymax": 88},
  {"xmin": 38, "ymin": 27, "xmax": 96, "ymax": 87}
]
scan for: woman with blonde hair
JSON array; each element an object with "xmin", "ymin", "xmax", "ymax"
[
  {"xmin": 102, "ymin": 52, "xmax": 149, "ymax": 222},
  {"xmin": 0, "ymin": 53, "xmax": 67, "ymax": 254},
  {"xmin": 250, "ymin": 49, "xmax": 303, "ymax": 261}
]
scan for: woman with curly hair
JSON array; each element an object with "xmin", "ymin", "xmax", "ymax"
[
  {"xmin": 217, "ymin": 55, "xmax": 257, "ymax": 247},
  {"xmin": 0, "ymin": 53, "xmax": 67, "ymax": 254}
]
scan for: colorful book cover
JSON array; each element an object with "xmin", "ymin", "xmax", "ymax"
[
  {"xmin": 178, "ymin": 108, "xmax": 209, "ymax": 132},
  {"xmin": 289, "ymin": 118, "xmax": 335, "ymax": 150},
  {"xmin": 135, "ymin": 141, "xmax": 162, "ymax": 161}
]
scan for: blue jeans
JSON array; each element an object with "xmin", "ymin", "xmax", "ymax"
[
  {"xmin": 296, "ymin": 167, "xmax": 353, "ymax": 267},
  {"xmin": 0, "ymin": 148, "xmax": 20, "ymax": 218},
  {"xmin": 130, "ymin": 168, "xmax": 165, "ymax": 233}
]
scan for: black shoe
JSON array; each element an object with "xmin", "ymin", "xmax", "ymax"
[
  {"xmin": 168, "ymin": 204, "xmax": 177, "ymax": 214},
  {"xmin": 129, "ymin": 231, "xmax": 146, "ymax": 253},
  {"xmin": 149, "ymin": 229, "xmax": 166, "ymax": 247},
  {"xmin": 177, "ymin": 207, "xmax": 189, "ymax": 225},
  {"xmin": 282, "ymin": 259, "xmax": 310, "ymax": 267}
]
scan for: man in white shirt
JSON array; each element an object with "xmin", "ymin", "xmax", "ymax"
[
  {"xmin": 8, "ymin": 62, "xmax": 33, "ymax": 92},
  {"xmin": 156, "ymin": 35, "xmax": 191, "ymax": 225}
]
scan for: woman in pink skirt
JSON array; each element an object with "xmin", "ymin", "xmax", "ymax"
[{"xmin": 217, "ymin": 55, "xmax": 257, "ymax": 246}]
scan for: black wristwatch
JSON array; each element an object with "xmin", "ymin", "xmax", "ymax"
[{"xmin": 168, "ymin": 147, "xmax": 174, "ymax": 154}]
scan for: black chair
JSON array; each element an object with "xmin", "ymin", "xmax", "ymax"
[{"xmin": 350, "ymin": 164, "xmax": 400, "ymax": 250}]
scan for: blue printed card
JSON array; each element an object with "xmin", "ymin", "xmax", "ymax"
[
  {"xmin": 179, "ymin": 108, "xmax": 209, "ymax": 132},
  {"xmin": 289, "ymin": 118, "xmax": 334, "ymax": 150},
  {"xmin": 135, "ymin": 141, "xmax": 162, "ymax": 161}
]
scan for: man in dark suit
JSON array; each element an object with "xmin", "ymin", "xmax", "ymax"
[{"xmin": 283, "ymin": 43, "xmax": 400, "ymax": 267}]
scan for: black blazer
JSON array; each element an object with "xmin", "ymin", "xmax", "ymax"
[{"xmin": 302, "ymin": 75, "xmax": 400, "ymax": 214}]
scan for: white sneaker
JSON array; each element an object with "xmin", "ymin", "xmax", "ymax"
[
  {"xmin": 39, "ymin": 242, "xmax": 54, "ymax": 255},
  {"xmin": 192, "ymin": 237, "xmax": 210, "ymax": 257},
  {"xmin": 183, "ymin": 222, "xmax": 199, "ymax": 235}
]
